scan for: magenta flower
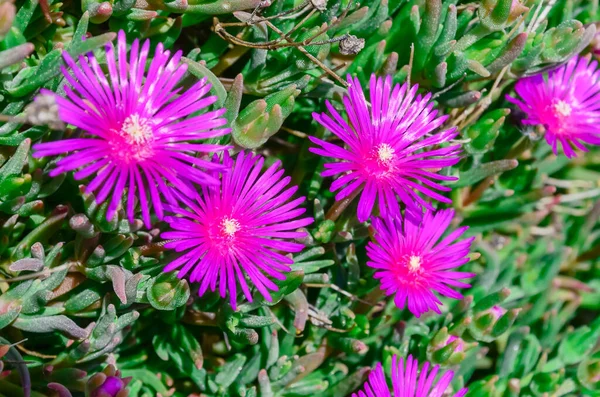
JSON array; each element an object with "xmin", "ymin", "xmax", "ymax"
[
  {"xmin": 33, "ymin": 31, "xmax": 230, "ymax": 227},
  {"xmin": 367, "ymin": 209, "xmax": 474, "ymax": 317},
  {"xmin": 353, "ymin": 355, "xmax": 468, "ymax": 397},
  {"xmin": 506, "ymin": 56, "xmax": 600, "ymax": 158},
  {"xmin": 310, "ymin": 74, "xmax": 461, "ymax": 223},
  {"xmin": 161, "ymin": 151, "xmax": 313, "ymax": 309}
]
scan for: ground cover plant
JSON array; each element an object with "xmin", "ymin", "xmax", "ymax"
[{"xmin": 0, "ymin": 0, "xmax": 600, "ymax": 396}]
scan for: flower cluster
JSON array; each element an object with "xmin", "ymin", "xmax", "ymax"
[
  {"xmin": 34, "ymin": 29, "xmax": 595, "ymax": 397},
  {"xmin": 34, "ymin": 32, "xmax": 312, "ymax": 308},
  {"xmin": 312, "ymin": 74, "xmax": 475, "ymax": 318}
]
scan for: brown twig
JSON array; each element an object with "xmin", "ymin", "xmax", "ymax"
[
  {"xmin": 407, "ymin": 43, "xmax": 415, "ymax": 89},
  {"xmin": 264, "ymin": 20, "xmax": 348, "ymax": 87},
  {"xmin": 213, "ymin": 1, "xmax": 356, "ymax": 87},
  {"xmin": 325, "ymin": 187, "xmax": 363, "ymax": 221},
  {"xmin": 303, "ymin": 282, "xmax": 373, "ymax": 305},
  {"xmin": 15, "ymin": 344, "xmax": 57, "ymax": 359},
  {"xmin": 282, "ymin": 126, "xmax": 308, "ymax": 138},
  {"xmin": 138, "ymin": 240, "xmax": 173, "ymax": 256}
]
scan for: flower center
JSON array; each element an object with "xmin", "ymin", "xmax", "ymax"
[
  {"xmin": 553, "ymin": 100, "xmax": 572, "ymax": 118},
  {"xmin": 221, "ymin": 217, "xmax": 241, "ymax": 237},
  {"xmin": 408, "ymin": 255, "xmax": 421, "ymax": 272},
  {"xmin": 120, "ymin": 114, "xmax": 153, "ymax": 144},
  {"xmin": 377, "ymin": 143, "xmax": 395, "ymax": 163},
  {"xmin": 391, "ymin": 254, "xmax": 427, "ymax": 287},
  {"xmin": 362, "ymin": 143, "xmax": 397, "ymax": 180},
  {"xmin": 109, "ymin": 113, "xmax": 155, "ymax": 163}
]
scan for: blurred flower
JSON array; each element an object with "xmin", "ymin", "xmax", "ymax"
[
  {"xmin": 482, "ymin": 0, "xmax": 528, "ymax": 24},
  {"xmin": 86, "ymin": 365, "xmax": 131, "ymax": 397},
  {"xmin": 352, "ymin": 354, "xmax": 468, "ymax": 397},
  {"xmin": 488, "ymin": 305, "xmax": 507, "ymax": 320},
  {"xmin": 33, "ymin": 30, "xmax": 230, "ymax": 228},
  {"xmin": 591, "ymin": 24, "xmax": 600, "ymax": 57},
  {"xmin": 367, "ymin": 209, "xmax": 474, "ymax": 317},
  {"xmin": 0, "ymin": 0, "xmax": 16, "ymax": 37},
  {"xmin": 23, "ymin": 93, "xmax": 64, "ymax": 130},
  {"xmin": 506, "ymin": 56, "xmax": 600, "ymax": 158},
  {"xmin": 162, "ymin": 151, "xmax": 313, "ymax": 309},
  {"xmin": 445, "ymin": 335, "xmax": 465, "ymax": 352},
  {"xmin": 310, "ymin": 74, "xmax": 461, "ymax": 223}
]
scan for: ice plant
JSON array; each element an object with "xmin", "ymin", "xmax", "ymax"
[
  {"xmin": 352, "ymin": 355, "xmax": 468, "ymax": 397},
  {"xmin": 32, "ymin": 31, "xmax": 230, "ymax": 227},
  {"xmin": 310, "ymin": 74, "xmax": 461, "ymax": 223},
  {"xmin": 161, "ymin": 151, "xmax": 313, "ymax": 309},
  {"xmin": 507, "ymin": 56, "xmax": 600, "ymax": 158},
  {"xmin": 367, "ymin": 209, "xmax": 475, "ymax": 317}
]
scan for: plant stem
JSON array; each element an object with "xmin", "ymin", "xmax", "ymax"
[{"xmin": 325, "ymin": 187, "xmax": 362, "ymax": 221}]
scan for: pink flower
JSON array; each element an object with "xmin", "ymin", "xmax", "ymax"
[
  {"xmin": 33, "ymin": 31, "xmax": 230, "ymax": 227},
  {"xmin": 445, "ymin": 335, "xmax": 465, "ymax": 352},
  {"xmin": 310, "ymin": 74, "xmax": 461, "ymax": 223},
  {"xmin": 353, "ymin": 355, "xmax": 468, "ymax": 397},
  {"xmin": 367, "ymin": 209, "xmax": 475, "ymax": 317},
  {"xmin": 507, "ymin": 56, "xmax": 600, "ymax": 158},
  {"xmin": 161, "ymin": 151, "xmax": 313, "ymax": 309}
]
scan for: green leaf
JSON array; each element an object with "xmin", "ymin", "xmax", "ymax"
[{"xmin": 146, "ymin": 271, "xmax": 190, "ymax": 311}]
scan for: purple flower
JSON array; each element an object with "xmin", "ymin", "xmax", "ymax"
[
  {"xmin": 86, "ymin": 365, "xmax": 131, "ymax": 397},
  {"xmin": 33, "ymin": 31, "xmax": 230, "ymax": 228},
  {"xmin": 367, "ymin": 209, "xmax": 475, "ymax": 317},
  {"xmin": 506, "ymin": 56, "xmax": 600, "ymax": 158},
  {"xmin": 162, "ymin": 151, "xmax": 313, "ymax": 309},
  {"xmin": 310, "ymin": 74, "xmax": 461, "ymax": 223},
  {"xmin": 90, "ymin": 377, "xmax": 125, "ymax": 397},
  {"xmin": 353, "ymin": 355, "xmax": 468, "ymax": 397}
]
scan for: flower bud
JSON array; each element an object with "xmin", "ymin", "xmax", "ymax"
[{"xmin": 86, "ymin": 365, "xmax": 131, "ymax": 397}]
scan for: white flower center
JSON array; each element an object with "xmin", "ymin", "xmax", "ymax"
[
  {"xmin": 221, "ymin": 217, "xmax": 241, "ymax": 236},
  {"xmin": 121, "ymin": 113, "xmax": 153, "ymax": 144},
  {"xmin": 376, "ymin": 143, "xmax": 395, "ymax": 163},
  {"xmin": 408, "ymin": 255, "xmax": 421, "ymax": 272},
  {"xmin": 553, "ymin": 100, "xmax": 572, "ymax": 117}
]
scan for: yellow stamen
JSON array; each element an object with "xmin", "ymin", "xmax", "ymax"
[
  {"xmin": 553, "ymin": 100, "xmax": 572, "ymax": 117},
  {"xmin": 222, "ymin": 218, "xmax": 241, "ymax": 236},
  {"xmin": 377, "ymin": 143, "xmax": 395, "ymax": 163},
  {"xmin": 121, "ymin": 114, "xmax": 153, "ymax": 143},
  {"xmin": 408, "ymin": 255, "xmax": 421, "ymax": 272}
]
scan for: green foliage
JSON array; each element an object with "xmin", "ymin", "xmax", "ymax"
[{"xmin": 0, "ymin": 0, "xmax": 600, "ymax": 396}]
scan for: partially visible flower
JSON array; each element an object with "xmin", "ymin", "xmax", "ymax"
[
  {"xmin": 33, "ymin": 31, "xmax": 230, "ymax": 228},
  {"xmin": 24, "ymin": 93, "xmax": 64, "ymax": 130},
  {"xmin": 86, "ymin": 365, "xmax": 131, "ymax": 397},
  {"xmin": 445, "ymin": 335, "xmax": 465, "ymax": 352},
  {"xmin": 310, "ymin": 74, "xmax": 461, "ymax": 223},
  {"xmin": 162, "ymin": 151, "xmax": 313, "ymax": 309},
  {"xmin": 591, "ymin": 24, "xmax": 600, "ymax": 57},
  {"xmin": 0, "ymin": 0, "xmax": 16, "ymax": 37},
  {"xmin": 488, "ymin": 305, "xmax": 507, "ymax": 320},
  {"xmin": 367, "ymin": 209, "xmax": 475, "ymax": 317},
  {"xmin": 352, "ymin": 355, "xmax": 468, "ymax": 397},
  {"xmin": 506, "ymin": 56, "xmax": 600, "ymax": 158},
  {"xmin": 482, "ymin": 0, "xmax": 528, "ymax": 24}
]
